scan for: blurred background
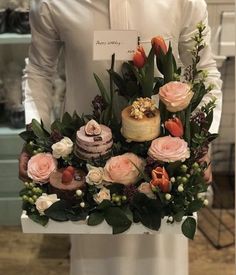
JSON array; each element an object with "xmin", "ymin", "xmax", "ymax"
[{"xmin": 0, "ymin": 0, "xmax": 234, "ymax": 274}]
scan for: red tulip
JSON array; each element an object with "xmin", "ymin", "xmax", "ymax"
[
  {"xmin": 151, "ymin": 36, "xmax": 168, "ymax": 55},
  {"xmin": 133, "ymin": 46, "xmax": 147, "ymax": 68},
  {"xmin": 150, "ymin": 166, "xmax": 170, "ymax": 193},
  {"xmin": 164, "ymin": 117, "xmax": 184, "ymax": 137}
]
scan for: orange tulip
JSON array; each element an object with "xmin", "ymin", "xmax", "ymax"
[
  {"xmin": 151, "ymin": 36, "xmax": 168, "ymax": 55},
  {"xmin": 133, "ymin": 46, "xmax": 147, "ymax": 68},
  {"xmin": 164, "ymin": 117, "xmax": 184, "ymax": 137},
  {"xmin": 150, "ymin": 166, "xmax": 170, "ymax": 193}
]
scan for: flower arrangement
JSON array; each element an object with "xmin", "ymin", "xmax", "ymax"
[{"xmin": 19, "ymin": 23, "xmax": 218, "ymax": 239}]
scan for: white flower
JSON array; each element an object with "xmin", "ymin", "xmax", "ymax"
[
  {"xmin": 51, "ymin": 137, "xmax": 73, "ymax": 159},
  {"xmin": 35, "ymin": 193, "xmax": 60, "ymax": 215},
  {"xmin": 86, "ymin": 164, "xmax": 105, "ymax": 188},
  {"xmin": 93, "ymin": 187, "xmax": 111, "ymax": 204}
]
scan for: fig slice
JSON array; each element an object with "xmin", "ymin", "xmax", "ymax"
[{"xmin": 84, "ymin": 119, "xmax": 102, "ymax": 136}]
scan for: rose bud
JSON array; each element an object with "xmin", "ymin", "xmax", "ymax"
[
  {"xmin": 164, "ymin": 117, "xmax": 184, "ymax": 137},
  {"xmin": 151, "ymin": 36, "xmax": 168, "ymax": 55},
  {"xmin": 133, "ymin": 46, "xmax": 147, "ymax": 68},
  {"xmin": 150, "ymin": 166, "xmax": 170, "ymax": 193}
]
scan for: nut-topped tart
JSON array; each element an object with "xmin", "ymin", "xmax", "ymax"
[{"xmin": 121, "ymin": 97, "xmax": 161, "ymax": 142}]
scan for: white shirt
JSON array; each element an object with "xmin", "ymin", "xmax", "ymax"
[{"xmin": 23, "ymin": 0, "xmax": 222, "ymax": 133}]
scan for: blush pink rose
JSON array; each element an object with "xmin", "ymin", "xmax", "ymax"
[
  {"xmin": 159, "ymin": 81, "xmax": 193, "ymax": 112},
  {"xmin": 148, "ymin": 136, "xmax": 190, "ymax": 162},
  {"xmin": 103, "ymin": 153, "xmax": 144, "ymax": 185},
  {"xmin": 27, "ymin": 153, "xmax": 57, "ymax": 183}
]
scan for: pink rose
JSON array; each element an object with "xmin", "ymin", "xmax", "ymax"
[
  {"xmin": 27, "ymin": 153, "xmax": 57, "ymax": 183},
  {"xmin": 148, "ymin": 136, "xmax": 190, "ymax": 162},
  {"xmin": 159, "ymin": 81, "xmax": 193, "ymax": 112},
  {"xmin": 103, "ymin": 153, "xmax": 144, "ymax": 185}
]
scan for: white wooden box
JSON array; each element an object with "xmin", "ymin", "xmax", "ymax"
[{"xmin": 21, "ymin": 211, "xmax": 196, "ymax": 235}]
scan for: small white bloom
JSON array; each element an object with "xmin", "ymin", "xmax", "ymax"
[
  {"xmin": 203, "ymin": 199, "xmax": 209, "ymax": 206},
  {"xmin": 51, "ymin": 137, "xmax": 73, "ymax": 159},
  {"xmin": 93, "ymin": 187, "xmax": 111, "ymax": 204},
  {"xmin": 168, "ymin": 216, "xmax": 174, "ymax": 222},
  {"xmin": 80, "ymin": 202, "xmax": 85, "ymax": 208},
  {"xmin": 76, "ymin": 189, "xmax": 83, "ymax": 197},
  {"xmin": 178, "ymin": 185, "xmax": 184, "ymax": 192},
  {"xmin": 165, "ymin": 193, "xmax": 172, "ymax": 200},
  {"xmin": 170, "ymin": 177, "xmax": 176, "ymax": 183},
  {"xmin": 35, "ymin": 194, "xmax": 60, "ymax": 215}
]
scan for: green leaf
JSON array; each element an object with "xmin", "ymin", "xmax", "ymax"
[
  {"xmin": 166, "ymin": 161, "xmax": 182, "ymax": 177},
  {"xmin": 174, "ymin": 211, "xmax": 185, "ymax": 222},
  {"xmin": 153, "ymin": 77, "xmax": 164, "ymax": 93},
  {"xmin": 88, "ymin": 212, "xmax": 104, "ymax": 226},
  {"xmin": 62, "ymin": 112, "xmax": 73, "ymax": 126},
  {"xmin": 44, "ymin": 201, "xmax": 69, "ymax": 222},
  {"xmin": 94, "ymin": 73, "xmax": 110, "ymax": 104},
  {"xmin": 31, "ymin": 119, "xmax": 49, "ymax": 139},
  {"xmin": 28, "ymin": 213, "xmax": 49, "ymax": 226},
  {"xmin": 97, "ymin": 200, "xmax": 112, "ymax": 210},
  {"xmin": 100, "ymin": 106, "xmax": 112, "ymax": 126},
  {"xmin": 181, "ymin": 217, "xmax": 197, "ymax": 240},
  {"xmin": 107, "ymin": 69, "xmax": 126, "ymax": 95},
  {"xmin": 142, "ymin": 47, "xmax": 155, "ymax": 97},
  {"xmin": 187, "ymin": 199, "xmax": 204, "ymax": 213},
  {"xmin": 191, "ymin": 82, "xmax": 207, "ymax": 112},
  {"xmin": 19, "ymin": 130, "xmax": 36, "ymax": 142},
  {"xmin": 104, "ymin": 207, "xmax": 132, "ymax": 234},
  {"xmin": 131, "ymin": 193, "xmax": 162, "ymax": 231},
  {"xmin": 50, "ymin": 119, "xmax": 62, "ymax": 132}
]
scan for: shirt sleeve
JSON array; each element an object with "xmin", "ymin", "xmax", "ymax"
[
  {"xmin": 178, "ymin": 0, "xmax": 222, "ymax": 133},
  {"xmin": 22, "ymin": 0, "xmax": 62, "ymax": 129}
]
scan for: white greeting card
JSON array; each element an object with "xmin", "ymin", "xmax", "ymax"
[{"xmin": 93, "ymin": 30, "xmax": 138, "ymax": 61}]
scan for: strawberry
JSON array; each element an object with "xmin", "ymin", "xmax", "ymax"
[
  {"xmin": 61, "ymin": 170, "xmax": 73, "ymax": 184},
  {"xmin": 66, "ymin": 166, "xmax": 75, "ymax": 176}
]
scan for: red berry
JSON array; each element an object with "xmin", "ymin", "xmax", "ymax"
[
  {"xmin": 61, "ymin": 170, "xmax": 73, "ymax": 184},
  {"xmin": 66, "ymin": 166, "xmax": 75, "ymax": 176}
]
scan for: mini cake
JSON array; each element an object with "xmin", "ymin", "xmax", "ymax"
[
  {"xmin": 49, "ymin": 166, "xmax": 85, "ymax": 201},
  {"xmin": 121, "ymin": 97, "xmax": 161, "ymax": 142},
  {"xmin": 75, "ymin": 120, "xmax": 113, "ymax": 161}
]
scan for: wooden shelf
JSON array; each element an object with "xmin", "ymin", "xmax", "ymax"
[{"xmin": 0, "ymin": 33, "xmax": 31, "ymax": 44}]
